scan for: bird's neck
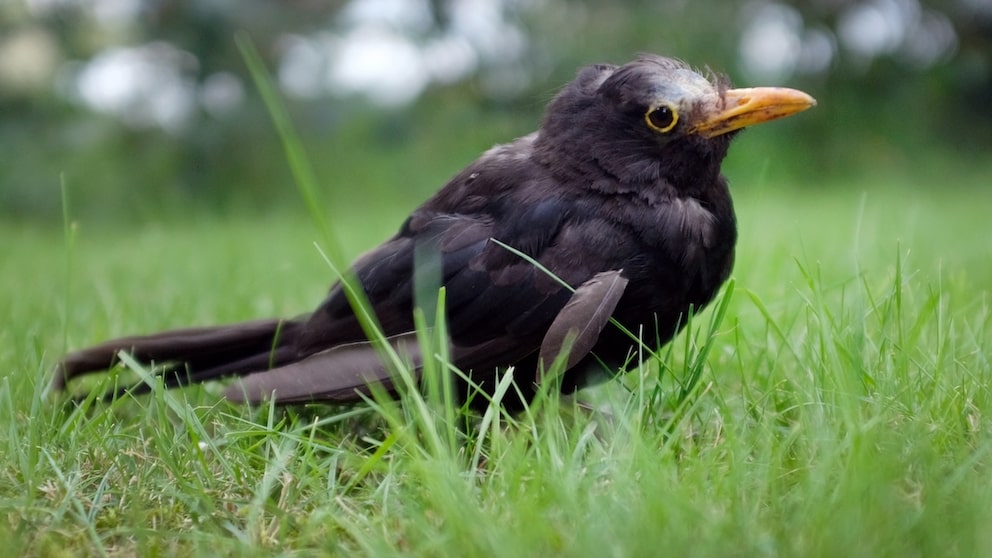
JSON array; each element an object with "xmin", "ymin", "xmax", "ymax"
[{"xmin": 534, "ymin": 134, "xmax": 728, "ymax": 206}]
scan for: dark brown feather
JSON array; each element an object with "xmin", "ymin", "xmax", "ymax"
[{"xmin": 537, "ymin": 270, "xmax": 629, "ymax": 383}]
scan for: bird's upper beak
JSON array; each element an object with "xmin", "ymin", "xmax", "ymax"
[{"xmin": 690, "ymin": 87, "xmax": 816, "ymax": 138}]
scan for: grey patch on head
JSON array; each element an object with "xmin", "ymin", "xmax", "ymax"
[{"xmin": 648, "ymin": 69, "xmax": 721, "ymax": 117}]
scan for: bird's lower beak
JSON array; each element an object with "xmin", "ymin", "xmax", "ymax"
[{"xmin": 691, "ymin": 87, "xmax": 816, "ymax": 138}]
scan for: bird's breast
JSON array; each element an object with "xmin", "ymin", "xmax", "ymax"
[{"xmin": 618, "ymin": 191, "xmax": 737, "ymax": 317}]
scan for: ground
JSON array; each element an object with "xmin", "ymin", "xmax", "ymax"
[{"xmin": 1, "ymin": 178, "xmax": 990, "ymax": 556}]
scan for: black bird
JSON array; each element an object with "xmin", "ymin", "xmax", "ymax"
[{"xmin": 54, "ymin": 55, "xmax": 815, "ymax": 408}]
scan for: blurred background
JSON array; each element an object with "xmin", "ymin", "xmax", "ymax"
[{"xmin": 0, "ymin": 0, "xmax": 989, "ymax": 222}]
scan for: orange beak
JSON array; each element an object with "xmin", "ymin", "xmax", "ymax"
[{"xmin": 690, "ymin": 87, "xmax": 816, "ymax": 138}]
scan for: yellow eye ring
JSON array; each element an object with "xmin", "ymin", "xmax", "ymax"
[{"xmin": 645, "ymin": 104, "xmax": 679, "ymax": 133}]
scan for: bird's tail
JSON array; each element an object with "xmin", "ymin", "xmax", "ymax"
[{"xmin": 52, "ymin": 318, "xmax": 305, "ymax": 399}]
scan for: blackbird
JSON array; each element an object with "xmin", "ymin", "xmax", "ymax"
[{"xmin": 54, "ymin": 55, "xmax": 815, "ymax": 408}]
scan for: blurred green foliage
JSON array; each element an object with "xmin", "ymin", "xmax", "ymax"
[{"xmin": 0, "ymin": 0, "xmax": 989, "ymax": 222}]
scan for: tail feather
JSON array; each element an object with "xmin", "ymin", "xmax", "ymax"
[
  {"xmin": 53, "ymin": 318, "xmax": 303, "ymax": 392},
  {"xmin": 224, "ymin": 331, "xmax": 423, "ymax": 404}
]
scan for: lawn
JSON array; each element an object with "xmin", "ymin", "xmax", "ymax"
[{"xmin": 1, "ymin": 175, "xmax": 990, "ymax": 556}]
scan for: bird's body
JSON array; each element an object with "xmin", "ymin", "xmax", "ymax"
[{"xmin": 55, "ymin": 55, "xmax": 814, "ymax": 408}]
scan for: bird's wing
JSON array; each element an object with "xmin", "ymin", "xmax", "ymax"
[
  {"xmin": 303, "ymin": 203, "xmax": 580, "ymax": 350},
  {"xmin": 230, "ymin": 152, "xmax": 629, "ymax": 403},
  {"xmin": 226, "ymin": 209, "xmax": 576, "ymax": 404},
  {"xmin": 300, "ymin": 141, "xmax": 597, "ymax": 350},
  {"xmin": 229, "ymin": 252, "xmax": 622, "ymax": 405}
]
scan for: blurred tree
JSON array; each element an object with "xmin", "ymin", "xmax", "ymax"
[{"xmin": 0, "ymin": 0, "xmax": 988, "ymax": 220}]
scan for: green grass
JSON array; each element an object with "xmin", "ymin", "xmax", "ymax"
[{"xmin": 1, "ymin": 178, "xmax": 990, "ymax": 556}]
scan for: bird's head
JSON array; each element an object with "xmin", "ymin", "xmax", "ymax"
[{"xmin": 535, "ymin": 55, "xmax": 816, "ymax": 194}]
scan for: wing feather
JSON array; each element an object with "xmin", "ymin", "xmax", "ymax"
[{"xmin": 537, "ymin": 270, "xmax": 628, "ymax": 383}]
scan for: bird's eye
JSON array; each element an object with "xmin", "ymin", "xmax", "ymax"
[{"xmin": 645, "ymin": 105, "xmax": 678, "ymax": 133}]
